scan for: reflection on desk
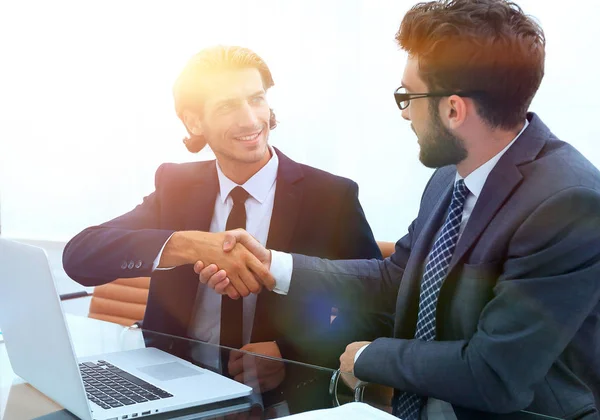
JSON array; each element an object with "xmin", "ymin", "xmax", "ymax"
[
  {"xmin": 0, "ymin": 315, "xmax": 337, "ymax": 420},
  {"xmin": 0, "ymin": 315, "xmax": 564, "ymax": 420}
]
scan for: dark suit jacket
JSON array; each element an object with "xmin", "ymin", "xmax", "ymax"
[
  {"xmin": 287, "ymin": 114, "xmax": 600, "ymax": 419},
  {"xmin": 63, "ymin": 148, "xmax": 391, "ymax": 366}
]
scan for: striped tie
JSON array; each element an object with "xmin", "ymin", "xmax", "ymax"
[{"xmin": 395, "ymin": 180, "xmax": 469, "ymax": 419}]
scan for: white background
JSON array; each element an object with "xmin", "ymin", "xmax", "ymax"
[{"xmin": 1, "ymin": 0, "xmax": 599, "ymax": 244}]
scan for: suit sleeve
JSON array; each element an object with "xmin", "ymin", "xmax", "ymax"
[
  {"xmin": 288, "ymin": 244, "xmax": 407, "ymax": 313},
  {"xmin": 354, "ymin": 187, "xmax": 600, "ymax": 413},
  {"xmin": 326, "ymin": 182, "xmax": 395, "ymax": 365},
  {"xmin": 276, "ymin": 220, "xmax": 414, "ymax": 368},
  {"xmin": 275, "ymin": 181, "xmax": 401, "ymax": 366},
  {"xmin": 62, "ymin": 164, "xmax": 176, "ymax": 287}
]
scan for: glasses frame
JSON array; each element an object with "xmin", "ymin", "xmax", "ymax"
[{"xmin": 394, "ymin": 86, "xmax": 481, "ymax": 110}]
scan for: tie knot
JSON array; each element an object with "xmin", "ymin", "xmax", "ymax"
[
  {"xmin": 453, "ymin": 179, "xmax": 469, "ymax": 203},
  {"xmin": 229, "ymin": 186, "xmax": 250, "ymax": 205}
]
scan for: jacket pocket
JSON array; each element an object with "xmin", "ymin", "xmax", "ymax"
[
  {"xmin": 437, "ymin": 261, "xmax": 502, "ymax": 339},
  {"xmin": 461, "ymin": 261, "xmax": 503, "ymax": 280}
]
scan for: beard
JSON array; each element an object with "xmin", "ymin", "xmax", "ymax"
[{"xmin": 417, "ymin": 101, "xmax": 468, "ymax": 168}]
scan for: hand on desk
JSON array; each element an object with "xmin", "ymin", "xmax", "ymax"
[
  {"xmin": 227, "ymin": 341, "xmax": 286, "ymax": 393},
  {"xmin": 340, "ymin": 341, "xmax": 371, "ymax": 374},
  {"xmin": 339, "ymin": 342, "xmax": 395, "ymax": 410},
  {"xmin": 194, "ymin": 229, "xmax": 274, "ymax": 298}
]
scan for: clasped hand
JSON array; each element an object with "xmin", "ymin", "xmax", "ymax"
[
  {"xmin": 227, "ymin": 341, "xmax": 285, "ymax": 393},
  {"xmin": 195, "ymin": 229, "xmax": 272, "ymax": 299}
]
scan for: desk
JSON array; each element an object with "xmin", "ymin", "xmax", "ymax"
[
  {"xmin": 0, "ymin": 315, "xmax": 345, "ymax": 420},
  {"xmin": 0, "ymin": 315, "xmax": 560, "ymax": 419}
]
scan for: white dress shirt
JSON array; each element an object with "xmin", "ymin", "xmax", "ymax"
[
  {"xmin": 189, "ymin": 149, "xmax": 279, "ymax": 345},
  {"xmin": 270, "ymin": 120, "xmax": 529, "ymax": 419},
  {"xmin": 154, "ymin": 147, "xmax": 279, "ymax": 346}
]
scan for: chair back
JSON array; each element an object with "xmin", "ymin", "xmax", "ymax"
[
  {"xmin": 88, "ymin": 277, "xmax": 150, "ymax": 326},
  {"xmin": 377, "ymin": 241, "xmax": 395, "ymax": 259}
]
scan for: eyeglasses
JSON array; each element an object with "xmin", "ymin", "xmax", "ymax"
[{"xmin": 394, "ymin": 86, "xmax": 480, "ymax": 110}]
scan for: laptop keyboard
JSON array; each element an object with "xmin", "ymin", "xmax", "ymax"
[{"xmin": 79, "ymin": 360, "xmax": 173, "ymax": 410}]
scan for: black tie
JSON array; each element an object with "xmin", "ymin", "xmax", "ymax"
[{"xmin": 220, "ymin": 186, "xmax": 250, "ymax": 350}]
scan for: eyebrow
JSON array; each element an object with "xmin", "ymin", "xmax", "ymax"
[
  {"xmin": 214, "ymin": 90, "xmax": 266, "ymax": 108},
  {"xmin": 401, "ymin": 81, "xmax": 416, "ymax": 93},
  {"xmin": 214, "ymin": 98, "xmax": 237, "ymax": 108},
  {"xmin": 248, "ymin": 90, "xmax": 266, "ymax": 98}
]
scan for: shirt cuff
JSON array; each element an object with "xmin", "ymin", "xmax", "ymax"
[
  {"xmin": 354, "ymin": 344, "xmax": 370, "ymax": 366},
  {"xmin": 270, "ymin": 250, "xmax": 293, "ymax": 295},
  {"xmin": 152, "ymin": 233, "xmax": 176, "ymax": 271}
]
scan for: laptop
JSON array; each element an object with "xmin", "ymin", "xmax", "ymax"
[{"xmin": 0, "ymin": 238, "xmax": 252, "ymax": 420}]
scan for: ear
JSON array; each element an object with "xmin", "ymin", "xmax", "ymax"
[
  {"xmin": 269, "ymin": 108, "xmax": 277, "ymax": 130},
  {"xmin": 443, "ymin": 95, "xmax": 468, "ymax": 130},
  {"xmin": 182, "ymin": 109, "xmax": 204, "ymax": 136}
]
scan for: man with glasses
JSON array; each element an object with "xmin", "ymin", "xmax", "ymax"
[{"xmin": 197, "ymin": 0, "xmax": 600, "ymax": 418}]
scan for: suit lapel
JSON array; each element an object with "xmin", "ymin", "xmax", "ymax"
[
  {"xmin": 408, "ymin": 181, "xmax": 453, "ymax": 273},
  {"xmin": 254, "ymin": 148, "xmax": 304, "ymax": 342},
  {"xmin": 447, "ymin": 165, "xmax": 522, "ymax": 273},
  {"xmin": 265, "ymin": 148, "xmax": 304, "ymax": 251},
  {"xmin": 394, "ymin": 179, "xmax": 453, "ymax": 337},
  {"xmin": 447, "ymin": 113, "xmax": 549, "ymax": 274},
  {"xmin": 183, "ymin": 160, "xmax": 219, "ymax": 231},
  {"xmin": 172, "ymin": 161, "xmax": 219, "ymax": 336}
]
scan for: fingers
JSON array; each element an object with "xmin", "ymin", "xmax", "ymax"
[
  {"xmin": 222, "ymin": 232, "xmax": 238, "ymax": 252},
  {"xmin": 197, "ymin": 239, "xmax": 273, "ymax": 296},
  {"xmin": 227, "ymin": 274, "xmax": 251, "ymax": 298},
  {"xmin": 226, "ymin": 229, "xmax": 269, "ymax": 263},
  {"xmin": 223, "ymin": 283, "xmax": 240, "ymax": 300},
  {"xmin": 193, "ymin": 261, "xmax": 205, "ymax": 274},
  {"xmin": 207, "ymin": 269, "xmax": 227, "ymax": 288},
  {"xmin": 224, "ymin": 248, "xmax": 263, "ymax": 297},
  {"xmin": 197, "ymin": 264, "xmax": 238, "ymax": 298},
  {"xmin": 197, "ymin": 265, "xmax": 237, "ymax": 299},
  {"xmin": 197, "ymin": 264, "xmax": 218, "ymax": 284},
  {"xmin": 221, "ymin": 227, "xmax": 257, "ymax": 252},
  {"xmin": 246, "ymin": 255, "xmax": 275, "ymax": 291},
  {"xmin": 238, "ymin": 268, "xmax": 262, "ymax": 295},
  {"xmin": 228, "ymin": 353, "xmax": 245, "ymax": 377},
  {"xmin": 197, "ymin": 252, "xmax": 251, "ymax": 296},
  {"xmin": 229, "ymin": 349, "xmax": 244, "ymax": 363}
]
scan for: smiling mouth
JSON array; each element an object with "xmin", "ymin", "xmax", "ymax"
[{"xmin": 234, "ymin": 129, "xmax": 263, "ymax": 142}]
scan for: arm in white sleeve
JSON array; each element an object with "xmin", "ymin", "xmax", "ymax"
[
  {"xmin": 269, "ymin": 250, "xmax": 293, "ymax": 295},
  {"xmin": 152, "ymin": 233, "xmax": 176, "ymax": 271}
]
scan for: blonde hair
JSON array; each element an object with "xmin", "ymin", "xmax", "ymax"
[{"xmin": 173, "ymin": 45, "xmax": 275, "ymax": 120}]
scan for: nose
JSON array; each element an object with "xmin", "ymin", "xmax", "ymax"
[
  {"xmin": 237, "ymin": 101, "xmax": 259, "ymax": 128},
  {"xmin": 401, "ymin": 106, "xmax": 410, "ymax": 121}
]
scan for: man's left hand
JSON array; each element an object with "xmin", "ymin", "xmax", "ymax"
[
  {"xmin": 340, "ymin": 341, "xmax": 371, "ymax": 374},
  {"xmin": 228, "ymin": 341, "xmax": 286, "ymax": 393},
  {"xmin": 339, "ymin": 341, "xmax": 371, "ymax": 390}
]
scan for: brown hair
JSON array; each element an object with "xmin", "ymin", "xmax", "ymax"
[
  {"xmin": 397, "ymin": 0, "xmax": 545, "ymax": 129},
  {"xmin": 173, "ymin": 45, "xmax": 277, "ymax": 152}
]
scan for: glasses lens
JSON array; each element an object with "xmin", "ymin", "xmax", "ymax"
[{"xmin": 394, "ymin": 86, "xmax": 409, "ymax": 110}]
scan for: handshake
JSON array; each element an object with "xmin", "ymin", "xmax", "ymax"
[{"xmin": 159, "ymin": 229, "xmax": 276, "ymax": 300}]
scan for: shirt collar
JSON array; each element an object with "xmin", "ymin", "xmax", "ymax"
[
  {"xmin": 216, "ymin": 146, "xmax": 279, "ymax": 204},
  {"xmin": 455, "ymin": 119, "xmax": 529, "ymax": 198}
]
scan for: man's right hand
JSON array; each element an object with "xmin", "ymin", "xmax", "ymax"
[
  {"xmin": 194, "ymin": 229, "xmax": 273, "ymax": 297},
  {"xmin": 159, "ymin": 230, "xmax": 273, "ymax": 298}
]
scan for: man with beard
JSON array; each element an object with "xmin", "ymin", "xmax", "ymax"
[{"xmin": 197, "ymin": 1, "xmax": 600, "ymax": 418}]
